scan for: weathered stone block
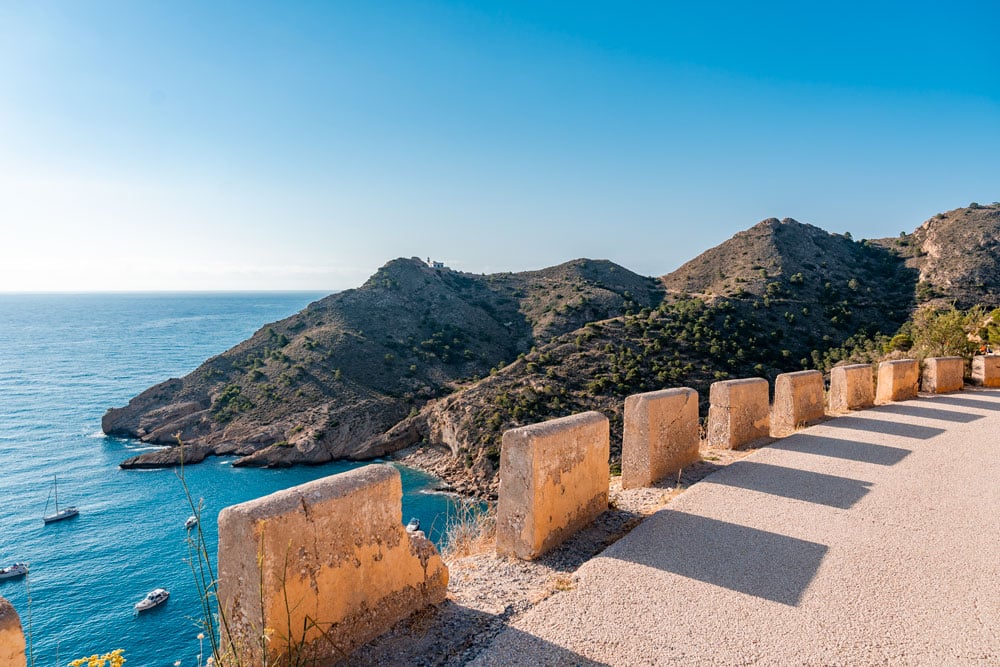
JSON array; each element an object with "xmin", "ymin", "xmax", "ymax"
[
  {"xmin": 0, "ymin": 596, "xmax": 26, "ymax": 667},
  {"xmin": 771, "ymin": 370, "xmax": 825, "ymax": 436},
  {"xmin": 875, "ymin": 359, "xmax": 919, "ymax": 403},
  {"xmin": 622, "ymin": 388, "xmax": 699, "ymax": 489},
  {"xmin": 828, "ymin": 364, "xmax": 875, "ymax": 413},
  {"xmin": 972, "ymin": 355, "xmax": 1000, "ymax": 387},
  {"xmin": 921, "ymin": 356, "xmax": 964, "ymax": 394},
  {"xmin": 497, "ymin": 411, "xmax": 610, "ymax": 560},
  {"xmin": 707, "ymin": 378, "xmax": 770, "ymax": 449},
  {"xmin": 218, "ymin": 464, "xmax": 448, "ymax": 665}
]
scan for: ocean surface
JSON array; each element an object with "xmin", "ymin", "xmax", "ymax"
[{"xmin": 0, "ymin": 293, "xmax": 456, "ymax": 666}]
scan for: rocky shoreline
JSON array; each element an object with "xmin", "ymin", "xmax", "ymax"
[{"xmin": 391, "ymin": 442, "xmax": 500, "ymax": 499}]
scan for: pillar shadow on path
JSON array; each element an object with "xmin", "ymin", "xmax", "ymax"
[
  {"xmin": 604, "ymin": 510, "xmax": 828, "ymax": 606},
  {"xmin": 911, "ymin": 394, "xmax": 1000, "ymax": 412},
  {"xmin": 871, "ymin": 402, "xmax": 983, "ymax": 423},
  {"xmin": 703, "ymin": 460, "xmax": 872, "ymax": 509},
  {"xmin": 820, "ymin": 415, "xmax": 945, "ymax": 440},
  {"xmin": 767, "ymin": 433, "xmax": 912, "ymax": 466}
]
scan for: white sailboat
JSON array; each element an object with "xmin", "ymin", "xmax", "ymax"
[{"xmin": 42, "ymin": 475, "xmax": 79, "ymax": 524}]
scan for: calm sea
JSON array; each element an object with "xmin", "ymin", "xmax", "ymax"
[{"xmin": 0, "ymin": 293, "xmax": 455, "ymax": 666}]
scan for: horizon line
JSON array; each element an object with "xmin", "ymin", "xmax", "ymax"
[{"xmin": 0, "ymin": 289, "xmax": 337, "ymax": 295}]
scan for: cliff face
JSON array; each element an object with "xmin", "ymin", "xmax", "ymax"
[
  {"xmin": 106, "ymin": 257, "xmax": 661, "ymax": 468},
  {"xmin": 872, "ymin": 203, "xmax": 1000, "ymax": 307}
]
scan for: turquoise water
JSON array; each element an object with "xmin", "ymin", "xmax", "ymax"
[{"xmin": 0, "ymin": 293, "xmax": 455, "ymax": 666}]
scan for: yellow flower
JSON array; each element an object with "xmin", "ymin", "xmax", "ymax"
[{"xmin": 68, "ymin": 649, "xmax": 125, "ymax": 667}]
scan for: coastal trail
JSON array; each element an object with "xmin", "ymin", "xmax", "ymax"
[{"xmin": 471, "ymin": 389, "xmax": 1000, "ymax": 666}]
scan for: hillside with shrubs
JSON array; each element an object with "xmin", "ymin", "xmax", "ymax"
[
  {"xmin": 106, "ymin": 257, "xmax": 662, "ymax": 468},
  {"xmin": 106, "ymin": 204, "xmax": 1000, "ymax": 495}
]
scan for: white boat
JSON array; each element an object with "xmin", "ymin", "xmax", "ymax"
[
  {"xmin": 42, "ymin": 475, "xmax": 79, "ymax": 524},
  {"xmin": 0, "ymin": 563, "xmax": 28, "ymax": 580},
  {"xmin": 184, "ymin": 515, "xmax": 198, "ymax": 530},
  {"xmin": 134, "ymin": 588, "xmax": 170, "ymax": 611}
]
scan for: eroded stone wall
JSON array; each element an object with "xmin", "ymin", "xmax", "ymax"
[
  {"xmin": 497, "ymin": 411, "xmax": 610, "ymax": 560},
  {"xmin": 828, "ymin": 364, "xmax": 875, "ymax": 413},
  {"xmin": 707, "ymin": 378, "xmax": 770, "ymax": 449},
  {"xmin": 921, "ymin": 356, "xmax": 964, "ymax": 394},
  {"xmin": 771, "ymin": 370, "xmax": 825, "ymax": 436},
  {"xmin": 0, "ymin": 596, "xmax": 26, "ymax": 667},
  {"xmin": 972, "ymin": 355, "xmax": 1000, "ymax": 387},
  {"xmin": 875, "ymin": 359, "xmax": 919, "ymax": 403},
  {"xmin": 217, "ymin": 464, "xmax": 448, "ymax": 664},
  {"xmin": 622, "ymin": 387, "xmax": 699, "ymax": 489}
]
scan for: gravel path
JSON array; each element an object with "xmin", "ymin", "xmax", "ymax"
[{"xmin": 470, "ymin": 389, "xmax": 1000, "ymax": 666}]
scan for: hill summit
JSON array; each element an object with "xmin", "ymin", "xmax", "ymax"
[{"xmin": 105, "ymin": 257, "xmax": 660, "ymax": 469}]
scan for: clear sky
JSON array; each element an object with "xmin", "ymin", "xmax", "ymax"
[{"xmin": 1, "ymin": 1, "xmax": 998, "ymax": 291}]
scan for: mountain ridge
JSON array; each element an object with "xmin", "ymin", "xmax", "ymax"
[{"xmin": 106, "ymin": 203, "xmax": 1000, "ymax": 495}]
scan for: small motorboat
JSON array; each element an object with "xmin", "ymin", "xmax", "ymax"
[
  {"xmin": 0, "ymin": 563, "xmax": 28, "ymax": 580},
  {"xmin": 134, "ymin": 588, "xmax": 170, "ymax": 612},
  {"xmin": 184, "ymin": 515, "xmax": 198, "ymax": 530}
]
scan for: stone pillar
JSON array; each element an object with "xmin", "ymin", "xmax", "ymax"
[
  {"xmin": 875, "ymin": 359, "xmax": 919, "ymax": 403},
  {"xmin": 972, "ymin": 355, "xmax": 1000, "ymax": 387},
  {"xmin": 622, "ymin": 388, "xmax": 699, "ymax": 490},
  {"xmin": 828, "ymin": 364, "xmax": 875, "ymax": 413},
  {"xmin": 921, "ymin": 356, "xmax": 965, "ymax": 394},
  {"xmin": 706, "ymin": 378, "xmax": 770, "ymax": 449},
  {"xmin": 497, "ymin": 411, "xmax": 610, "ymax": 560},
  {"xmin": 0, "ymin": 596, "xmax": 26, "ymax": 667},
  {"xmin": 218, "ymin": 464, "xmax": 448, "ymax": 665},
  {"xmin": 771, "ymin": 370, "xmax": 825, "ymax": 436}
]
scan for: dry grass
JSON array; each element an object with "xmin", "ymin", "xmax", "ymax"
[{"xmin": 440, "ymin": 499, "xmax": 496, "ymax": 561}]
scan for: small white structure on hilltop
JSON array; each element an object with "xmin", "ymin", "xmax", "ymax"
[{"xmin": 425, "ymin": 257, "xmax": 447, "ymax": 269}]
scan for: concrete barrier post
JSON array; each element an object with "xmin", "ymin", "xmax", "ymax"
[
  {"xmin": 771, "ymin": 370, "xmax": 825, "ymax": 436},
  {"xmin": 875, "ymin": 359, "xmax": 919, "ymax": 403},
  {"xmin": 218, "ymin": 464, "xmax": 448, "ymax": 665},
  {"xmin": 622, "ymin": 388, "xmax": 699, "ymax": 489},
  {"xmin": 497, "ymin": 411, "xmax": 610, "ymax": 560},
  {"xmin": 828, "ymin": 364, "xmax": 875, "ymax": 413},
  {"xmin": 921, "ymin": 356, "xmax": 965, "ymax": 394},
  {"xmin": 0, "ymin": 596, "xmax": 26, "ymax": 667},
  {"xmin": 707, "ymin": 378, "xmax": 770, "ymax": 449},
  {"xmin": 972, "ymin": 355, "xmax": 1000, "ymax": 387}
]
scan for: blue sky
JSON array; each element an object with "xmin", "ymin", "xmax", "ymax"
[{"xmin": 1, "ymin": 1, "xmax": 997, "ymax": 291}]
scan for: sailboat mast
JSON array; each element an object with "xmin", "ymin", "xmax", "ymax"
[{"xmin": 53, "ymin": 474, "xmax": 59, "ymax": 512}]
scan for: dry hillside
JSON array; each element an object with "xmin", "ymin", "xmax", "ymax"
[{"xmin": 105, "ymin": 204, "xmax": 1000, "ymax": 497}]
